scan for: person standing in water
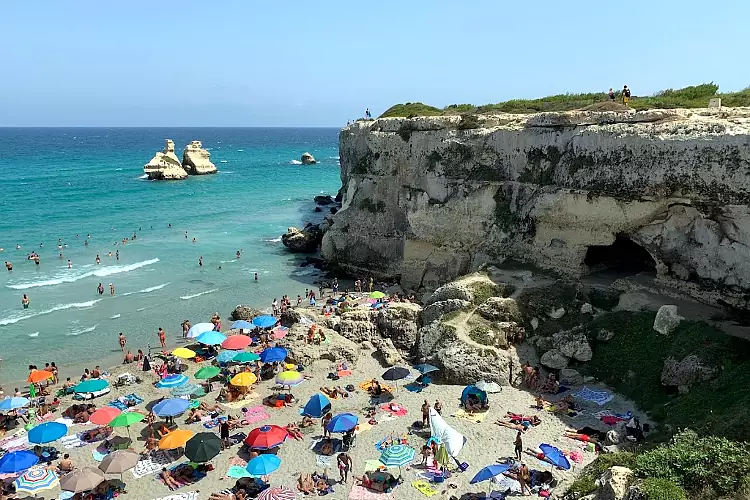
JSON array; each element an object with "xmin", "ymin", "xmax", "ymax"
[
  {"xmin": 4, "ymin": 261, "xmax": 12, "ymax": 272},
  {"xmin": 109, "ymin": 283, "xmax": 115, "ymax": 296},
  {"xmin": 67, "ymin": 259, "xmax": 72, "ymax": 268},
  {"xmin": 97, "ymin": 283, "xmax": 104, "ymax": 295},
  {"xmin": 21, "ymin": 294, "xmax": 29, "ymax": 309},
  {"xmin": 115, "ymin": 250, "xmax": 119, "ymax": 261},
  {"xmin": 118, "ymin": 332, "xmax": 127, "ymax": 352},
  {"xmin": 254, "ymin": 272, "xmax": 258, "ymax": 281},
  {"xmin": 95, "ymin": 255, "xmax": 100, "ymax": 264},
  {"xmin": 236, "ymin": 250, "xmax": 241, "ymax": 259},
  {"xmin": 157, "ymin": 327, "xmax": 167, "ymax": 349},
  {"xmin": 198, "ymin": 256, "xmax": 203, "ymax": 267}
]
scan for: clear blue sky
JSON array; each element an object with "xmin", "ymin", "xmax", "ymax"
[{"xmin": 2, "ymin": 0, "xmax": 748, "ymax": 127}]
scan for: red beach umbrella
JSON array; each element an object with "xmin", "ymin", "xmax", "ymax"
[
  {"xmin": 89, "ymin": 407, "xmax": 121, "ymax": 426},
  {"xmin": 222, "ymin": 335, "xmax": 251, "ymax": 350},
  {"xmin": 243, "ymin": 425, "xmax": 288, "ymax": 450}
]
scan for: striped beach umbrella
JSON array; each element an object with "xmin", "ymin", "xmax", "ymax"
[
  {"xmin": 170, "ymin": 384, "xmax": 206, "ymax": 398},
  {"xmin": 257, "ymin": 486, "xmax": 296, "ymax": 500},
  {"xmin": 216, "ymin": 350, "xmax": 241, "ymax": 363},
  {"xmin": 14, "ymin": 467, "xmax": 59, "ymax": 494},
  {"xmin": 379, "ymin": 444, "xmax": 416, "ymax": 468},
  {"xmin": 155, "ymin": 374, "xmax": 188, "ymax": 389}
]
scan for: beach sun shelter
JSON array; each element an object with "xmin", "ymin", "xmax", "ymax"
[
  {"xmin": 460, "ymin": 385, "xmax": 488, "ymax": 405},
  {"xmin": 302, "ymin": 393, "xmax": 331, "ymax": 418}
]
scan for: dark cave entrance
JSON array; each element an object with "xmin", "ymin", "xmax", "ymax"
[{"xmin": 584, "ymin": 234, "xmax": 656, "ymax": 276}]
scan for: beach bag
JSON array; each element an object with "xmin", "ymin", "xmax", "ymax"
[{"xmin": 345, "ymin": 384, "xmax": 355, "ymax": 392}]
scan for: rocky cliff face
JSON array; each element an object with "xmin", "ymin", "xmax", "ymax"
[
  {"xmin": 182, "ymin": 140, "xmax": 217, "ymax": 175},
  {"xmin": 144, "ymin": 139, "xmax": 188, "ymax": 180},
  {"xmin": 322, "ymin": 108, "xmax": 750, "ymax": 304}
]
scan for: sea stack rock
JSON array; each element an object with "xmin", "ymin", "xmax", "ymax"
[
  {"xmin": 182, "ymin": 140, "xmax": 217, "ymax": 175},
  {"xmin": 301, "ymin": 152, "xmax": 317, "ymax": 165},
  {"xmin": 143, "ymin": 139, "xmax": 188, "ymax": 180}
]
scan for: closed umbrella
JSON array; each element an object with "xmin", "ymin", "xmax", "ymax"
[
  {"xmin": 233, "ymin": 352, "xmax": 260, "ymax": 364},
  {"xmin": 217, "ymin": 350, "xmax": 241, "ymax": 363},
  {"xmin": 73, "ymin": 379, "xmax": 109, "ymax": 393},
  {"xmin": 158, "ymin": 429, "xmax": 195, "ymax": 450},
  {"xmin": 252, "ymin": 315, "xmax": 277, "ymax": 328},
  {"xmin": 303, "ymin": 393, "xmax": 331, "ymax": 418},
  {"xmin": 89, "ymin": 407, "xmax": 121, "ymax": 426},
  {"xmin": 196, "ymin": 331, "xmax": 227, "ymax": 346},
  {"xmin": 14, "ymin": 467, "xmax": 59, "ymax": 494},
  {"xmin": 185, "ymin": 432, "xmax": 222, "ymax": 462},
  {"xmin": 379, "ymin": 444, "xmax": 416, "ymax": 476},
  {"xmin": 222, "ymin": 335, "xmax": 251, "ymax": 350},
  {"xmin": 155, "ymin": 374, "xmax": 189, "ymax": 389},
  {"xmin": 257, "ymin": 486, "xmax": 296, "ymax": 500},
  {"xmin": 0, "ymin": 397, "xmax": 30, "ymax": 410},
  {"xmin": 539, "ymin": 443, "xmax": 571, "ymax": 470},
  {"xmin": 230, "ymin": 372, "xmax": 257, "ymax": 387},
  {"xmin": 109, "ymin": 412, "xmax": 145, "ymax": 438},
  {"xmin": 27, "ymin": 370, "xmax": 54, "ymax": 384},
  {"xmin": 187, "ymin": 322, "xmax": 215, "ymax": 338},
  {"xmin": 230, "ymin": 320, "xmax": 254, "ymax": 331},
  {"xmin": 60, "ymin": 467, "xmax": 105, "ymax": 493},
  {"xmin": 194, "ymin": 366, "xmax": 221, "ymax": 379},
  {"xmin": 326, "ymin": 413, "xmax": 358, "ymax": 433},
  {"xmin": 28, "ymin": 422, "xmax": 67, "ymax": 444},
  {"xmin": 0, "ymin": 451, "xmax": 39, "ymax": 473},
  {"xmin": 98, "ymin": 450, "xmax": 140, "ymax": 476},
  {"xmin": 153, "ymin": 398, "xmax": 191, "ymax": 417},
  {"xmin": 172, "ymin": 347, "xmax": 196, "ymax": 359},
  {"xmin": 244, "ymin": 425, "xmax": 288, "ymax": 450},
  {"xmin": 259, "ymin": 347, "xmax": 287, "ymax": 363},
  {"xmin": 246, "ymin": 454, "xmax": 281, "ymax": 476}
]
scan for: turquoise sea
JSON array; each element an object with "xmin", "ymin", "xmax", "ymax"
[{"xmin": 0, "ymin": 128, "xmax": 341, "ymax": 382}]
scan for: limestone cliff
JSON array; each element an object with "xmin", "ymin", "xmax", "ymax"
[
  {"xmin": 322, "ymin": 108, "xmax": 750, "ymax": 304},
  {"xmin": 144, "ymin": 139, "xmax": 188, "ymax": 180},
  {"xmin": 182, "ymin": 140, "xmax": 217, "ymax": 175}
]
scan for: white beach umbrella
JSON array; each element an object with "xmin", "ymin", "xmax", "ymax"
[{"xmin": 187, "ymin": 322, "xmax": 215, "ymax": 338}]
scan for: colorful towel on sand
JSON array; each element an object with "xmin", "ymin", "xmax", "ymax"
[
  {"xmin": 316, "ymin": 455, "xmax": 333, "ymax": 468},
  {"xmin": 573, "ymin": 387, "xmax": 614, "ymax": 406},
  {"xmin": 355, "ymin": 421, "xmax": 373, "ymax": 434},
  {"xmin": 359, "ymin": 381, "xmax": 394, "ymax": 393},
  {"xmin": 452, "ymin": 409, "xmax": 489, "ymax": 423},
  {"xmin": 131, "ymin": 449, "xmax": 182, "ymax": 479},
  {"xmin": 347, "ymin": 485, "xmax": 393, "ymax": 500},
  {"xmin": 151, "ymin": 492, "xmax": 199, "ymax": 500},
  {"xmin": 411, "ymin": 480, "xmax": 439, "ymax": 497},
  {"xmin": 158, "ymin": 463, "xmax": 207, "ymax": 490},
  {"xmin": 0, "ymin": 433, "xmax": 29, "ymax": 451},
  {"xmin": 379, "ymin": 403, "xmax": 408, "ymax": 417},
  {"xmin": 242, "ymin": 406, "xmax": 270, "ymax": 425},
  {"xmin": 363, "ymin": 460, "xmax": 388, "ymax": 472},
  {"xmin": 202, "ymin": 416, "xmax": 227, "ymax": 429},
  {"xmin": 337, "ymin": 369, "xmax": 353, "ymax": 377},
  {"xmin": 220, "ymin": 393, "xmax": 259, "ymax": 410},
  {"xmin": 91, "ymin": 448, "xmax": 109, "ymax": 462},
  {"xmin": 59, "ymin": 433, "xmax": 85, "ymax": 449},
  {"xmin": 107, "ymin": 393, "xmax": 144, "ymax": 411},
  {"xmin": 228, "ymin": 432, "xmax": 247, "ymax": 446}
]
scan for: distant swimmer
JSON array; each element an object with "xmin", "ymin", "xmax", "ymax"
[
  {"xmin": 132, "ymin": 233, "xmax": 137, "ymax": 240},
  {"xmin": 84, "ymin": 240, "xmax": 88, "ymax": 246},
  {"xmin": 168, "ymin": 223, "xmax": 171, "ymax": 228},
  {"xmin": 58, "ymin": 244, "xmax": 62, "ymax": 250},
  {"xmin": 95, "ymin": 255, "xmax": 100, "ymax": 264},
  {"xmin": 116, "ymin": 250, "xmax": 119, "ymax": 260},
  {"xmin": 67, "ymin": 259, "xmax": 72, "ymax": 268},
  {"xmin": 59, "ymin": 253, "xmax": 63, "ymax": 259},
  {"xmin": 63, "ymin": 243, "xmax": 68, "ymax": 248},
  {"xmin": 33, "ymin": 256, "xmax": 40, "ymax": 266},
  {"xmin": 185, "ymin": 231, "xmax": 188, "ymax": 239},
  {"xmin": 16, "ymin": 244, "xmax": 21, "ymax": 249},
  {"xmin": 192, "ymin": 238, "xmax": 196, "ymax": 243},
  {"xmin": 97, "ymin": 283, "xmax": 104, "ymax": 295},
  {"xmin": 22, "ymin": 294, "xmax": 29, "ymax": 309},
  {"xmin": 6, "ymin": 261, "xmax": 14, "ymax": 272},
  {"xmin": 254, "ymin": 272, "xmax": 258, "ymax": 281},
  {"xmin": 199, "ymin": 256, "xmax": 203, "ymax": 267},
  {"xmin": 236, "ymin": 250, "xmax": 241, "ymax": 259},
  {"xmin": 107, "ymin": 252, "xmax": 112, "ymax": 257},
  {"xmin": 87, "ymin": 234, "xmax": 91, "ymax": 239},
  {"xmin": 40, "ymin": 242, "xmax": 43, "ymax": 248},
  {"xmin": 109, "ymin": 283, "xmax": 115, "ymax": 296}
]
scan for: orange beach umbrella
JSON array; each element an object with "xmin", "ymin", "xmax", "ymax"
[
  {"xmin": 158, "ymin": 429, "xmax": 195, "ymax": 450},
  {"xmin": 28, "ymin": 371, "xmax": 54, "ymax": 384}
]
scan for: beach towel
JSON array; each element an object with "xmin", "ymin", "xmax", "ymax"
[
  {"xmin": 151, "ymin": 492, "xmax": 199, "ymax": 500},
  {"xmin": 228, "ymin": 432, "xmax": 247, "ymax": 446},
  {"xmin": 159, "ymin": 463, "xmax": 207, "ymax": 490},
  {"xmin": 92, "ymin": 448, "xmax": 109, "ymax": 462},
  {"xmin": 411, "ymin": 480, "xmax": 439, "ymax": 497},
  {"xmin": 59, "ymin": 433, "xmax": 85, "ymax": 449},
  {"xmin": 131, "ymin": 449, "xmax": 182, "ymax": 479},
  {"xmin": 316, "ymin": 455, "xmax": 333, "ymax": 468},
  {"xmin": 54, "ymin": 417, "xmax": 75, "ymax": 427},
  {"xmin": 359, "ymin": 381, "xmax": 394, "ymax": 393},
  {"xmin": 0, "ymin": 433, "xmax": 29, "ymax": 451},
  {"xmin": 337, "ymin": 370, "xmax": 353, "ymax": 377},
  {"xmin": 107, "ymin": 393, "xmax": 144, "ymax": 411},
  {"xmin": 452, "ymin": 409, "xmax": 489, "ymax": 423},
  {"xmin": 220, "ymin": 393, "xmax": 259, "ymax": 410},
  {"xmin": 241, "ymin": 406, "xmax": 270, "ymax": 425},
  {"xmin": 347, "ymin": 485, "xmax": 393, "ymax": 500},
  {"xmin": 355, "ymin": 421, "xmax": 373, "ymax": 434},
  {"xmin": 202, "ymin": 416, "xmax": 227, "ymax": 429},
  {"xmin": 379, "ymin": 403, "xmax": 408, "ymax": 417},
  {"xmin": 573, "ymin": 387, "xmax": 614, "ymax": 406},
  {"xmin": 310, "ymin": 438, "xmax": 343, "ymax": 455}
]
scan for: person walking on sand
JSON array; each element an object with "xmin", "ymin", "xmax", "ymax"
[
  {"xmin": 21, "ymin": 294, "xmax": 30, "ymax": 309},
  {"xmin": 118, "ymin": 332, "xmax": 127, "ymax": 352},
  {"xmin": 421, "ymin": 399, "xmax": 430, "ymax": 427},
  {"xmin": 519, "ymin": 462, "xmax": 531, "ymax": 495},
  {"xmin": 368, "ymin": 277, "xmax": 373, "ymax": 293},
  {"xmin": 514, "ymin": 430, "xmax": 523, "ymax": 461},
  {"xmin": 157, "ymin": 327, "xmax": 167, "ymax": 349},
  {"xmin": 337, "ymin": 452, "xmax": 353, "ymax": 483},
  {"xmin": 608, "ymin": 88, "xmax": 615, "ymax": 101},
  {"xmin": 220, "ymin": 419, "xmax": 230, "ymax": 450},
  {"xmin": 622, "ymin": 85, "xmax": 631, "ymax": 105}
]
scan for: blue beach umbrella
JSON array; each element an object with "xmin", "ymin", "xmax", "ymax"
[
  {"xmin": 0, "ymin": 397, "xmax": 30, "ymax": 411},
  {"xmin": 539, "ymin": 443, "xmax": 571, "ymax": 470},
  {"xmin": 153, "ymin": 398, "xmax": 191, "ymax": 417},
  {"xmin": 28, "ymin": 422, "xmax": 67, "ymax": 444},
  {"xmin": 246, "ymin": 454, "xmax": 281, "ymax": 476},
  {"xmin": 0, "ymin": 451, "xmax": 39, "ymax": 474},
  {"xmin": 303, "ymin": 393, "xmax": 331, "ymax": 418},
  {"xmin": 379, "ymin": 444, "xmax": 416, "ymax": 468},
  {"xmin": 155, "ymin": 374, "xmax": 189, "ymax": 389},
  {"xmin": 414, "ymin": 364, "xmax": 439, "ymax": 375},
  {"xmin": 217, "ymin": 350, "xmax": 241, "ymax": 363},
  {"xmin": 325, "ymin": 413, "xmax": 358, "ymax": 433},
  {"xmin": 252, "ymin": 315, "xmax": 277, "ymax": 328},
  {"xmin": 231, "ymin": 320, "xmax": 253, "ymax": 330},
  {"xmin": 259, "ymin": 347, "xmax": 287, "ymax": 363},
  {"xmin": 196, "ymin": 331, "xmax": 227, "ymax": 346},
  {"xmin": 73, "ymin": 379, "xmax": 109, "ymax": 394},
  {"xmin": 470, "ymin": 464, "xmax": 511, "ymax": 484}
]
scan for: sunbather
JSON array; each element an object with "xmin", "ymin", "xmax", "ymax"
[
  {"xmin": 564, "ymin": 430, "xmax": 599, "ymax": 443},
  {"xmin": 538, "ymin": 373, "xmax": 560, "ymax": 394},
  {"xmin": 162, "ymin": 468, "xmax": 182, "ymax": 490},
  {"xmin": 300, "ymin": 415, "xmax": 314, "ymax": 428},
  {"xmin": 464, "ymin": 394, "xmax": 484, "ymax": 413},
  {"xmin": 58, "ymin": 454, "xmax": 74, "ymax": 473},
  {"xmin": 495, "ymin": 421, "xmax": 528, "ymax": 432},
  {"xmin": 285, "ymin": 423, "xmax": 303, "ymax": 440},
  {"xmin": 298, "ymin": 472, "xmax": 315, "ymax": 495},
  {"xmin": 82, "ymin": 426, "xmax": 111, "ymax": 442}
]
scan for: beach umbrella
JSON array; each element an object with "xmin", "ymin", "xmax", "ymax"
[
  {"xmin": 475, "ymin": 380, "xmax": 503, "ymax": 394},
  {"xmin": 252, "ymin": 315, "xmax": 277, "ymax": 328},
  {"xmin": 185, "ymin": 432, "xmax": 222, "ymax": 462},
  {"xmin": 170, "ymin": 384, "xmax": 205, "ymax": 398},
  {"xmin": 194, "ymin": 366, "xmax": 221, "ymax": 379},
  {"xmin": 222, "ymin": 335, "xmax": 251, "ymax": 350},
  {"xmin": 275, "ymin": 370, "xmax": 304, "ymax": 387},
  {"xmin": 303, "ymin": 393, "xmax": 331, "ymax": 418},
  {"xmin": 28, "ymin": 422, "xmax": 67, "ymax": 444},
  {"xmin": 246, "ymin": 454, "xmax": 281, "ymax": 476},
  {"xmin": 259, "ymin": 347, "xmax": 287, "ymax": 363},
  {"xmin": 244, "ymin": 425, "xmax": 288, "ymax": 450},
  {"xmin": 414, "ymin": 364, "xmax": 439, "ymax": 375},
  {"xmin": 155, "ymin": 374, "xmax": 189, "ymax": 389},
  {"xmin": 98, "ymin": 450, "xmax": 140, "ymax": 475},
  {"xmin": 27, "ymin": 370, "xmax": 54, "ymax": 384},
  {"xmin": 14, "ymin": 467, "xmax": 59, "ymax": 494},
  {"xmin": 233, "ymin": 351, "xmax": 260, "ymax": 364},
  {"xmin": 158, "ymin": 429, "xmax": 195, "ymax": 450},
  {"xmin": 0, "ymin": 451, "xmax": 39, "ymax": 473},
  {"xmin": 230, "ymin": 372, "xmax": 257, "ymax": 387},
  {"xmin": 60, "ymin": 467, "xmax": 105, "ymax": 493},
  {"xmin": 196, "ymin": 330, "xmax": 227, "ymax": 346},
  {"xmin": 217, "ymin": 350, "xmax": 242, "ymax": 363},
  {"xmin": 326, "ymin": 413, "xmax": 358, "ymax": 433},
  {"xmin": 382, "ymin": 366, "xmax": 410, "ymax": 381},
  {"xmin": 270, "ymin": 326, "xmax": 289, "ymax": 339},
  {"xmin": 153, "ymin": 398, "xmax": 191, "ymax": 417},
  {"xmin": 89, "ymin": 407, "xmax": 121, "ymax": 426},
  {"xmin": 539, "ymin": 443, "xmax": 571, "ymax": 470},
  {"xmin": 470, "ymin": 464, "xmax": 511, "ymax": 484},
  {"xmin": 379, "ymin": 444, "xmax": 416, "ymax": 476},
  {"xmin": 73, "ymin": 379, "xmax": 109, "ymax": 393},
  {"xmin": 369, "ymin": 291, "xmax": 386, "ymax": 299},
  {"xmin": 187, "ymin": 322, "xmax": 215, "ymax": 339},
  {"xmin": 172, "ymin": 347, "xmax": 196, "ymax": 359},
  {"xmin": 109, "ymin": 412, "xmax": 145, "ymax": 437},
  {"xmin": 231, "ymin": 320, "xmax": 254, "ymax": 331},
  {"xmin": 257, "ymin": 486, "xmax": 296, "ymax": 500},
  {"xmin": 0, "ymin": 396, "xmax": 30, "ymax": 411}
]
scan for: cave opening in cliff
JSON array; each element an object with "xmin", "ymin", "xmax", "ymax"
[{"xmin": 584, "ymin": 234, "xmax": 656, "ymax": 276}]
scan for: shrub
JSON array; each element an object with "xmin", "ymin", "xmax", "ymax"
[
  {"xmin": 568, "ymin": 452, "xmax": 637, "ymax": 496},
  {"xmin": 457, "ymin": 114, "xmax": 481, "ymax": 130},
  {"xmin": 468, "ymin": 325, "xmax": 494, "ymax": 346},
  {"xmin": 639, "ymin": 478, "xmax": 687, "ymax": 500}
]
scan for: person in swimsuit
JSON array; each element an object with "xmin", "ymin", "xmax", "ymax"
[
  {"xmin": 97, "ymin": 283, "xmax": 104, "ymax": 295},
  {"xmin": 118, "ymin": 332, "xmax": 127, "ymax": 352},
  {"xmin": 158, "ymin": 327, "xmax": 167, "ymax": 348},
  {"xmin": 95, "ymin": 255, "xmax": 100, "ymax": 264},
  {"xmin": 337, "ymin": 452, "xmax": 353, "ymax": 482},
  {"xmin": 109, "ymin": 283, "xmax": 115, "ymax": 296},
  {"xmin": 4, "ymin": 261, "xmax": 12, "ymax": 272},
  {"xmin": 199, "ymin": 256, "xmax": 203, "ymax": 267},
  {"xmin": 22, "ymin": 294, "xmax": 29, "ymax": 309}
]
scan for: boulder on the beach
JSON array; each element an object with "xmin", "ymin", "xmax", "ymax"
[
  {"xmin": 301, "ymin": 152, "xmax": 317, "ymax": 165},
  {"xmin": 376, "ymin": 302, "xmax": 422, "ymax": 351},
  {"xmin": 182, "ymin": 140, "xmax": 217, "ymax": 175},
  {"xmin": 339, "ymin": 309, "xmax": 377, "ymax": 343},
  {"xmin": 144, "ymin": 139, "xmax": 188, "ymax": 180},
  {"xmin": 661, "ymin": 354, "xmax": 718, "ymax": 393},
  {"xmin": 540, "ymin": 349, "xmax": 569, "ymax": 370},
  {"xmin": 559, "ymin": 368, "xmax": 584, "ymax": 386},
  {"xmin": 282, "ymin": 324, "xmax": 359, "ymax": 365},
  {"xmin": 421, "ymin": 299, "xmax": 471, "ymax": 325},
  {"xmin": 552, "ymin": 328, "xmax": 593, "ymax": 361},
  {"xmin": 653, "ymin": 305, "xmax": 683, "ymax": 335},
  {"xmin": 372, "ymin": 337, "xmax": 403, "ymax": 366},
  {"xmin": 281, "ymin": 224, "xmax": 323, "ymax": 253},
  {"xmin": 425, "ymin": 282, "xmax": 475, "ymax": 305},
  {"xmin": 314, "ymin": 195, "xmax": 335, "ymax": 205},
  {"xmin": 595, "ymin": 466, "xmax": 635, "ymax": 500},
  {"xmin": 230, "ymin": 305, "xmax": 262, "ymax": 321}
]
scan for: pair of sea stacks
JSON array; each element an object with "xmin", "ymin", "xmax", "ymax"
[{"xmin": 144, "ymin": 139, "xmax": 217, "ymax": 180}]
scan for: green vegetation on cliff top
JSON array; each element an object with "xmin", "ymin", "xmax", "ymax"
[{"xmin": 380, "ymin": 83, "xmax": 750, "ymax": 117}]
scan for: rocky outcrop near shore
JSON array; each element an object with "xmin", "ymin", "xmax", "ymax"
[
  {"xmin": 301, "ymin": 152, "xmax": 317, "ymax": 165},
  {"xmin": 322, "ymin": 108, "xmax": 750, "ymax": 304},
  {"xmin": 281, "ymin": 224, "xmax": 323, "ymax": 253},
  {"xmin": 144, "ymin": 139, "xmax": 188, "ymax": 180},
  {"xmin": 182, "ymin": 140, "xmax": 217, "ymax": 175}
]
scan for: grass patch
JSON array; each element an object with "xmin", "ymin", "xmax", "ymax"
[
  {"xmin": 469, "ymin": 281, "xmax": 503, "ymax": 305},
  {"xmin": 639, "ymin": 478, "xmax": 688, "ymax": 500},
  {"xmin": 381, "ymin": 102, "xmax": 442, "ymax": 118},
  {"xmin": 468, "ymin": 325, "xmax": 495, "ymax": 346}
]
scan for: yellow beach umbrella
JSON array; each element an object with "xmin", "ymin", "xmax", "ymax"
[
  {"xmin": 276, "ymin": 370, "xmax": 304, "ymax": 386},
  {"xmin": 230, "ymin": 372, "xmax": 257, "ymax": 387},
  {"xmin": 171, "ymin": 347, "xmax": 196, "ymax": 359},
  {"xmin": 158, "ymin": 429, "xmax": 195, "ymax": 450}
]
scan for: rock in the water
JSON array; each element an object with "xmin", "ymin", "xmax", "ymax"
[
  {"xmin": 421, "ymin": 299, "xmax": 471, "ymax": 325},
  {"xmin": 653, "ymin": 305, "xmax": 684, "ymax": 335},
  {"xmin": 540, "ymin": 349, "xmax": 570, "ymax": 369},
  {"xmin": 144, "ymin": 139, "xmax": 188, "ymax": 180},
  {"xmin": 661, "ymin": 354, "xmax": 718, "ymax": 392},
  {"xmin": 553, "ymin": 329, "xmax": 593, "ymax": 361},
  {"xmin": 283, "ymin": 324, "xmax": 358, "ymax": 365},
  {"xmin": 595, "ymin": 466, "xmax": 634, "ymax": 500},
  {"xmin": 477, "ymin": 297, "xmax": 522, "ymax": 322},
  {"xmin": 314, "ymin": 195, "xmax": 335, "ymax": 205},
  {"xmin": 281, "ymin": 224, "xmax": 322, "ymax": 253},
  {"xmin": 581, "ymin": 303, "xmax": 594, "ymax": 314},
  {"xmin": 376, "ymin": 302, "xmax": 422, "ymax": 351},
  {"xmin": 230, "ymin": 305, "xmax": 262, "ymax": 321},
  {"xmin": 182, "ymin": 140, "xmax": 217, "ymax": 175},
  {"xmin": 559, "ymin": 368, "xmax": 584, "ymax": 386},
  {"xmin": 301, "ymin": 152, "xmax": 317, "ymax": 165}
]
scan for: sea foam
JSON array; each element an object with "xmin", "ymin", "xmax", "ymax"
[
  {"xmin": 290, "ymin": 160, "xmax": 303, "ymax": 165},
  {"xmin": 121, "ymin": 282, "xmax": 170, "ymax": 296},
  {"xmin": 67, "ymin": 324, "xmax": 98, "ymax": 336},
  {"xmin": 0, "ymin": 299, "xmax": 101, "ymax": 326},
  {"xmin": 180, "ymin": 288, "xmax": 218, "ymax": 300},
  {"xmin": 6, "ymin": 258, "xmax": 159, "ymax": 290}
]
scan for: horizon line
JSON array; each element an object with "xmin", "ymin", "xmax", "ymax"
[{"xmin": 0, "ymin": 125, "xmax": 344, "ymax": 129}]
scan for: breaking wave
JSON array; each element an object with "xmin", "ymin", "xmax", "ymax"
[
  {"xmin": 6, "ymin": 258, "xmax": 160, "ymax": 290},
  {"xmin": 0, "ymin": 300, "xmax": 101, "ymax": 327},
  {"xmin": 121, "ymin": 282, "xmax": 170, "ymax": 296},
  {"xmin": 180, "ymin": 288, "xmax": 218, "ymax": 300}
]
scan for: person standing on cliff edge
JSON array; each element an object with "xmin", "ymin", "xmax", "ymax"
[
  {"xmin": 608, "ymin": 88, "xmax": 616, "ymax": 101},
  {"xmin": 622, "ymin": 85, "xmax": 631, "ymax": 105}
]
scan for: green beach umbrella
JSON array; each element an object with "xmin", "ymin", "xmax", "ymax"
[
  {"xmin": 369, "ymin": 291, "xmax": 386, "ymax": 299},
  {"xmin": 73, "ymin": 379, "xmax": 109, "ymax": 394},
  {"xmin": 233, "ymin": 352, "xmax": 260, "ymax": 364},
  {"xmin": 109, "ymin": 412, "xmax": 144, "ymax": 438},
  {"xmin": 194, "ymin": 366, "xmax": 221, "ymax": 380}
]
